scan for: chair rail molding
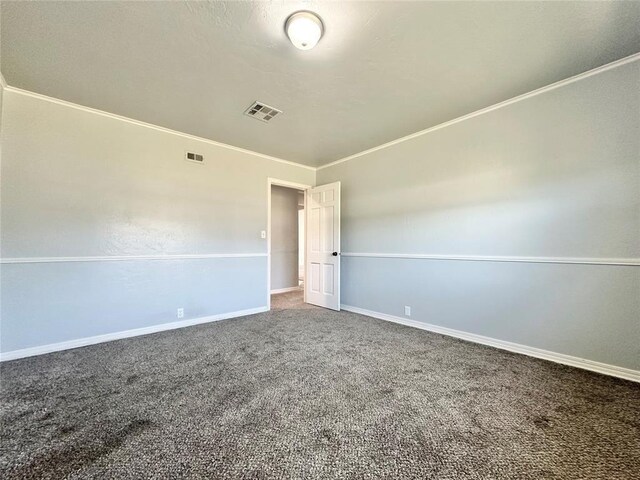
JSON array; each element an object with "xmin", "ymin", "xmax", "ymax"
[{"xmin": 341, "ymin": 253, "xmax": 640, "ymax": 267}]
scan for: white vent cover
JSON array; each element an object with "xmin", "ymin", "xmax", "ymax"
[{"xmin": 244, "ymin": 101, "xmax": 282, "ymax": 122}]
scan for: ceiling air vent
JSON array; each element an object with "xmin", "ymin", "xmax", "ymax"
[
  {"xmin": 244, "ymin": 101, "xmax": 282, "ymax": 123},
  {"xmin": 185, "ymin": 152, "xmax": 204, "ymax": 163}
]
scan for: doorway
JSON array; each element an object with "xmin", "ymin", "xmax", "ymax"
[
  {"xmin": 267, "ymin": 178, "xmax": 310, "ymax": 310},
  {"xmin": 267, "ymin": 178, "xmax": 341, "ymax": 311}
]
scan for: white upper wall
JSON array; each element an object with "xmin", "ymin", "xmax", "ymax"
[
  {"xmin": 318, "ymin": 58, "xmax": 640, "ymax": 260},
  {"xmin": 1, "ymin": 90, "xmax": 315, "ymax": 259}
]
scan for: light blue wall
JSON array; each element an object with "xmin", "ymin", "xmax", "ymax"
[
  {"xmin": 318, "ymin": 59, "xmax": 640, "ymax": 370},
  {"xmin": 341, "ymin": 257, "xmax": 639, "ymax": 369},
  {"xmin": 1, "ymin": 257, "xmax": 266, "ymax": 351},
  {"xmin": 0, "ymin": 90, "xmax": 315, "ymax": 353}
]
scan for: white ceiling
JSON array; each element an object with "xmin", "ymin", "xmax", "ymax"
[{"xmin": 2, "ymin": 1, "xmax": 640, "ymax": 167}]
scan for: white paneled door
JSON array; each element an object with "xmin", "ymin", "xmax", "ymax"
[{"xmin": 305, "ymin": 182, "xmax": 341, "ymax": 310}]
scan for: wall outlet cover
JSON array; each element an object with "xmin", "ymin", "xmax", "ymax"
[
  {"xmin": 404, "ymin": 306, "xmax": 411, "ymax": 316},
  {"xmin": 177, "ymin": 308, "xmax": 184, "ymax": 319}
]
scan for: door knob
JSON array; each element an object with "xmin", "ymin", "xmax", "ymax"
[{"xmin": 332, "ymin": 252, "xmax": 338, "ymax": 256}]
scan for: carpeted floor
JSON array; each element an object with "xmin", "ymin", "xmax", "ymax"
[{"xmin": 1, "ymin": 292, "xmax": 639, "ymax": 479}]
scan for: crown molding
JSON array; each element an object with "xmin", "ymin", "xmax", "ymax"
[
  {"xmin": 317, "ymin": 52, "xmax": 640, "ymax": 171},
  {"xmin": 2, "ymin": 84, "xmax": 316, "ymax": 172},
  {"xmin": 4, "ymin": 52, "xmax": 639, "ymax": 173}
]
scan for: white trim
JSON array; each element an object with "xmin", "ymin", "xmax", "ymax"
[
  {"xmin": 267, "ymin": 178, "xmax": 312, "ymax": 310},
  {"xmin": 341, "ymin": 253, "xmax": 639, "ymax": 267},
  {"xmin": 3, "ymin": 86, "xmax": 315, "ymax": 172},
  {"xmin": 0, "ymin": 253, "xmax": 268, "ymax": 264},
  {"xmin": 0, "ymin": 306, "xmax": 269, "ymax": 362},
  {"xmin": 0, "ymin": 72, "xmax": 7, "ymax": 89},
  {"xmin": 341, "ymin": 305, "xmax": 640, "ymax": 383},
  {"xmin": 6, "ymin": 54, "xmax": 638, "ymax": 173},
  {"xmin": 317, "ymin": 52, "xmax": 640, "ymax": 171},
  {"xmin": 267, "ymin": 178, "xmax": 313, "ymax": 191},
  {"xmin": 270, "ymin": 286, "xmax": 302, "ymax": 294}
]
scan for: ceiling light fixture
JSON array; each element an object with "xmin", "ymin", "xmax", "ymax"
[{"xmin": 285, "ymin": 11, "xmax": 324, "ymax": 50}]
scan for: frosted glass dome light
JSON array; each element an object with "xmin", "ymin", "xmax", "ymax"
[{"xmin": 285, "ymin": 11, "xmax": 324, "ymax": 50}]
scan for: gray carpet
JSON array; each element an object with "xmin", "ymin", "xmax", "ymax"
[{"xmin": 1, "ymin": 292, "xmax": 639, "ymax": 479}]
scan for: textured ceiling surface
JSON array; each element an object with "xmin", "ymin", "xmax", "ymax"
[{"xmin": 2, "ymin": 1, "xmax": 640, "ymax": 167}]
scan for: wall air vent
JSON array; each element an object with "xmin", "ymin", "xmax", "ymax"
[
  {"xmin": 244, "ymin": 101, "xmax": 282, "ymax": 123},
  {"xmin": 185, "ymin": 152, "xmax": 204, "ymax": 163}
]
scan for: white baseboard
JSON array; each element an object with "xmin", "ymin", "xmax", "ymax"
[
  {"xmin": 270, "ymin": 286, "xmax": 302, "ymax": 294},
  {"xmin": 341, "ymin": 304, "xmax": 640, "ymax": 383},
  {"xmin": 0, "ymin": 306, "xmax": 268, "ymax": 362}
]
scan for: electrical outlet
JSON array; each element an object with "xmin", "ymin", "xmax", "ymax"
[
  {"xmin": 404, "ymin": 306, "xmax": 411, "ymax": 316},
  {"xmin": 177, "ymin": 308, "xmax": 184, "ymax": 319},
  {"xmin": 261, "ymin": 230, "xmax": 266, "ymax": 239}
]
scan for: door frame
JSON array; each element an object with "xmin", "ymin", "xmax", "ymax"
[{"xmin": 267, "ymin": 178, "xmax": 312, "ymax": 310}]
